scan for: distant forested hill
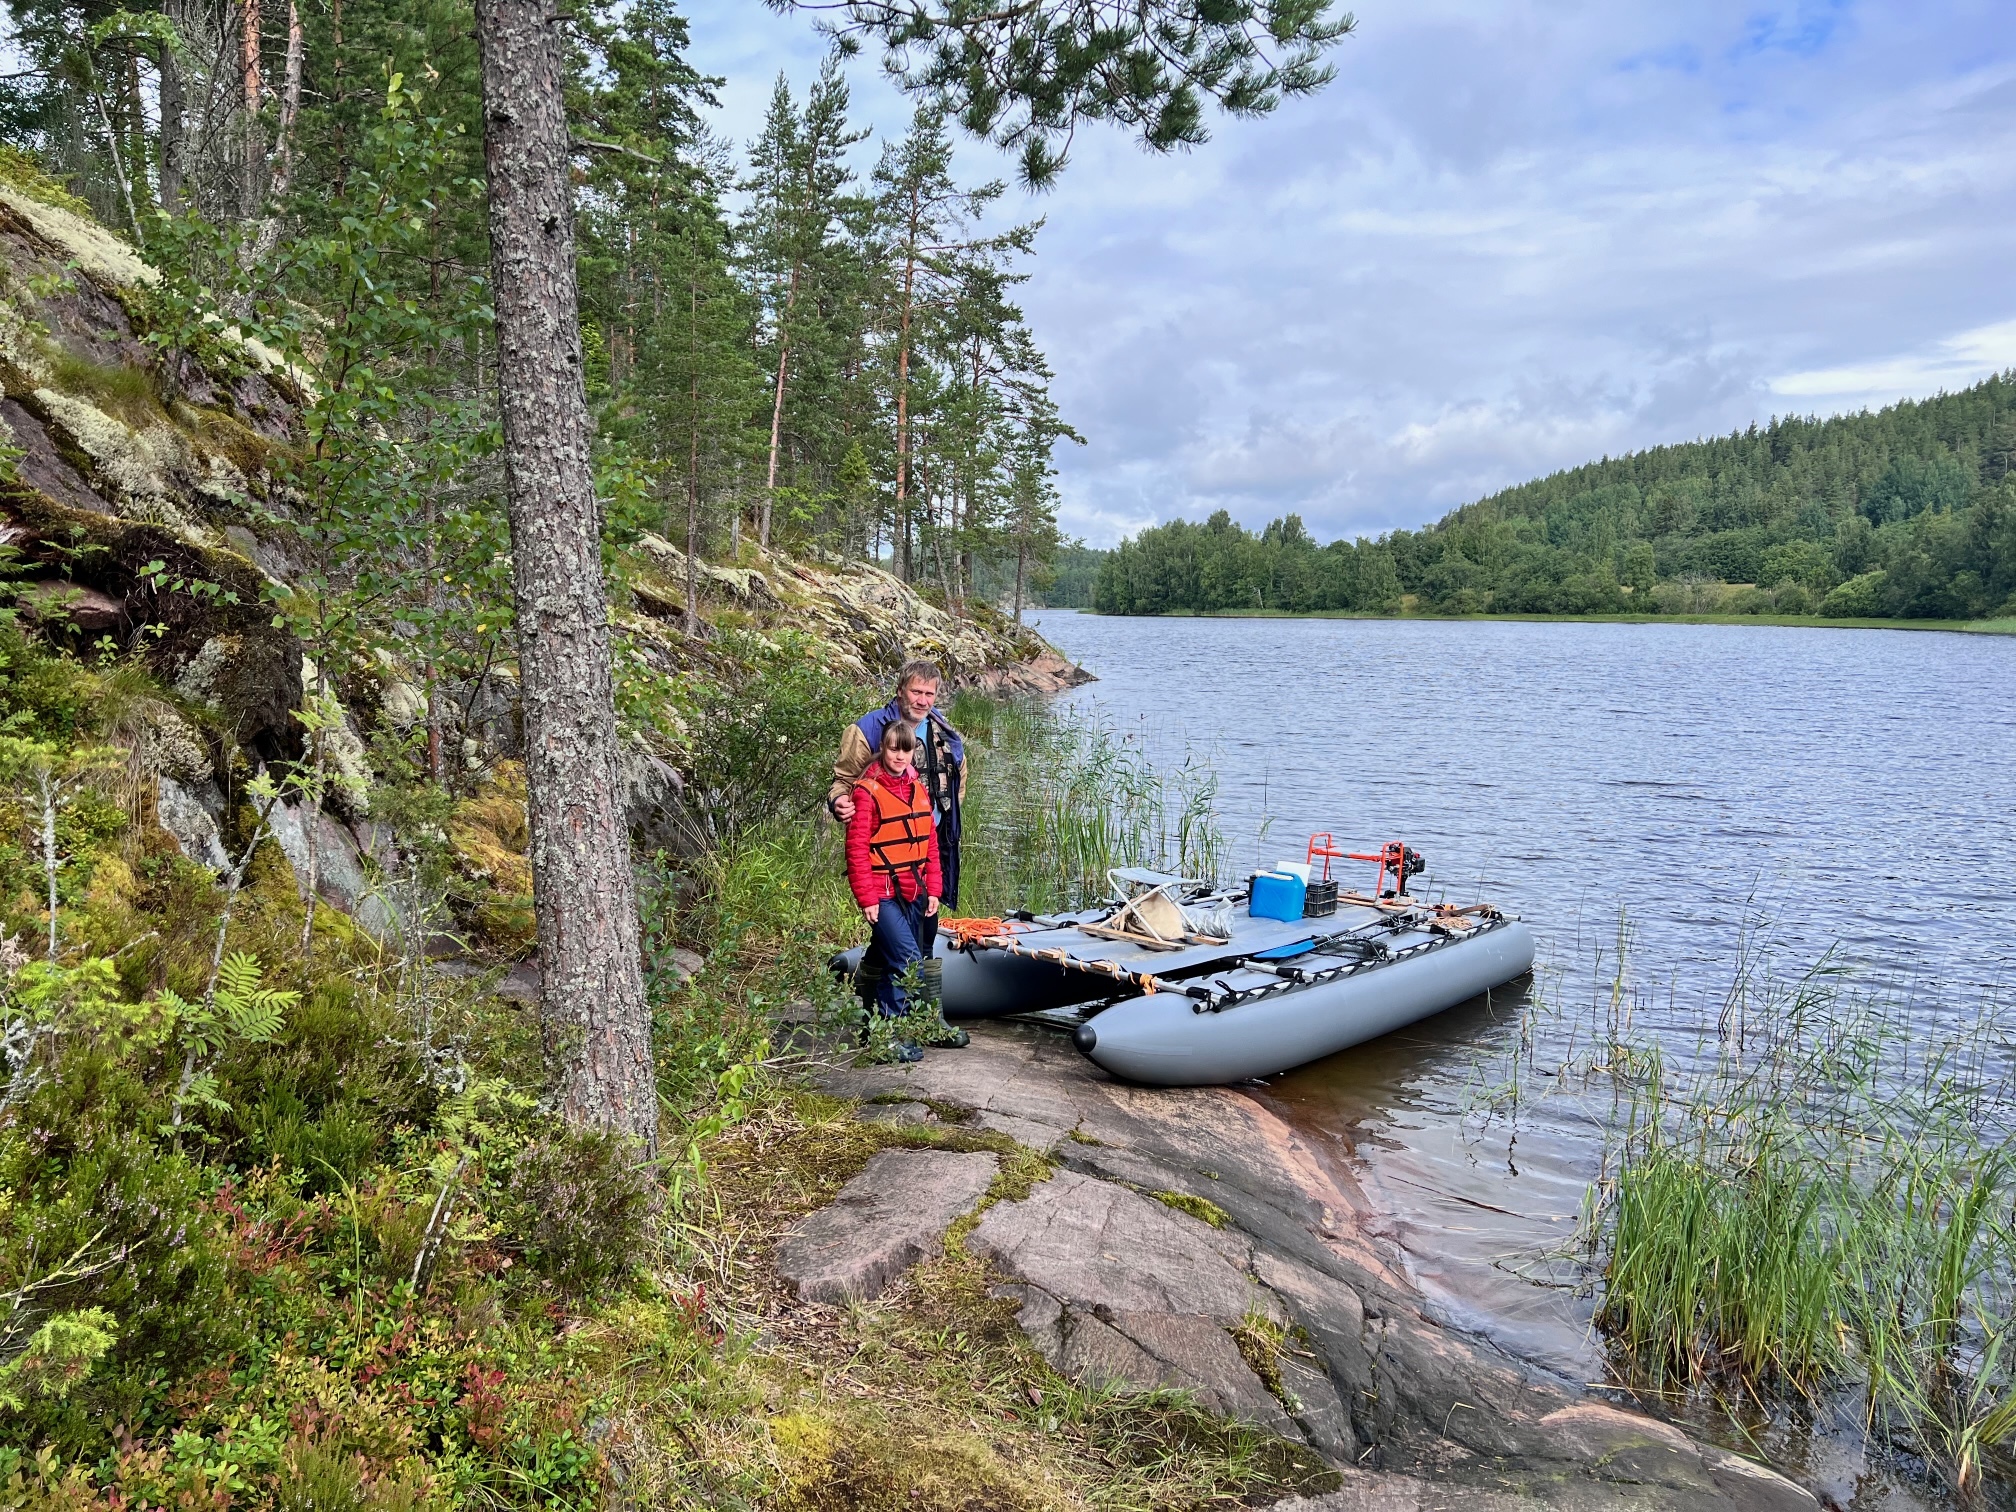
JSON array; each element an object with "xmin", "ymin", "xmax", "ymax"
[
  {"xmin": 1034, "ymin": 543, "xmax": 1106, "ymax": 607},
  {"xmin": 1094, "ymin": 373, "xmax": 2016, "ymax": 620}
]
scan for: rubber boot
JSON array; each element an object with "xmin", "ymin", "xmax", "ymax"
[
  {"xmin": 852, "ymin": 963, "xmax": 923, "ymax": 1063},
  {"xmin": 913, "ymin": 957, "xmax": 970, "ymax": 1049},
  {"xmin": 852, "ymin": 963, "xmax": 882, "ymax": 1047}
]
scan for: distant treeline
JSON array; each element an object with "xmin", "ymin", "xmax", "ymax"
[
  {"xmin": 1034, "ymin": 544, "xmax": 1104, "ymax": 607},
  {"xmin": 1092, "ymin": 373, "xmax": 2016, "ymax": 620}
]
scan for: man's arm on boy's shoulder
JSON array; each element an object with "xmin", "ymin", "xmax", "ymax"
[{"xmin": 828, "ymin": 723, "xmax": 873, "ymax": 819}]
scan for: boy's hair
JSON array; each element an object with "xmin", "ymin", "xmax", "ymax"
[{"xmin": 879, "ymin": 720, "xmax": 919, "ymax": 753}]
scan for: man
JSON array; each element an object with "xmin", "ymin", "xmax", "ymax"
[
  {"xmin": 830, "ymin": 660, "xmax": 966, "ymax": 903},
  {"xmin": 830, "ymin": 659, "xmax": 969, "ymax": 1048}
]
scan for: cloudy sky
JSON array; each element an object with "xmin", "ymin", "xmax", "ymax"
[{"xmin": 687, "ymin": 0, "xmax": 2016, "ymax": 546}]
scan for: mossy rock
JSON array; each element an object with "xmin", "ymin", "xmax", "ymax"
[{"xmin": 0, "ymin": 477, "xmax": 304, "ymax": 758}]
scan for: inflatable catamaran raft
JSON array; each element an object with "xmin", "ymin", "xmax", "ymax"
[{"xmin": 843, "ymin": 837, "xmax": 1535, "ymax": 1087}]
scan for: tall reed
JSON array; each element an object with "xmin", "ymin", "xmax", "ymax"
[
  {"xmin": 949, "ymin": 693, "xmax": 1225, "ymax": 914},
  {"xmin": 1589, "ymin": 964, "xmax": 2016, "ymax": 1496}
]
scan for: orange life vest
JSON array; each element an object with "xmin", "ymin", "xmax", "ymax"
[{"xmin": 859, "ymin": 773, "xmax": 933, "ymax": 889}]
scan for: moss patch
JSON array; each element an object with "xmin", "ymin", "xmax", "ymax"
[
  {"xmin": 1152, "ymin": 1189, "xmax": 1232, "ymax": 1229},
  {"xmin": 0, "ymin": 146, "xmax": 92, "ymax": 216},
  {"xmin": 1229, "ymin": 1311, "xmax": 1292, "ymax": 1407},
  {"xmin": 446, "ymin": 761, "xmax": 536, "ymax": 953},
  {"xmin": 768, "ymin": 1407, "xmax": 1052, "ymax": 1512}
]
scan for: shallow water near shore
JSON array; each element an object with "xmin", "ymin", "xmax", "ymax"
[{"xmin": 1025, "ymin": 609, "xmax": 2016, "ymax": 1507}]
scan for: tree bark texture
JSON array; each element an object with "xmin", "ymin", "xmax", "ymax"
[
  {"xmin": 473, "ymin": 0, "xmax": 657, "ymax": 1154},
  {"xmin": 158, "ymin": 36, "xmax": 185, "ymax": 210},
  {"xmin": 762, "ymin": 267, "xmax": 797, "ymax": 551},
  {"xmin": 240, "ymin": 0, "xmax": 263, "ymax": 217}
]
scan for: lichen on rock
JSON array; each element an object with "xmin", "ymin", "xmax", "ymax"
[
  {"xmin": 31, "ymin": 387, "xmax": 196, "ymax": 527},
  {"xmin": 0, "ymin": 187, "xmax": 158, "ymax": 292}
]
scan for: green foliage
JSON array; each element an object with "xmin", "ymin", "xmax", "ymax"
[
  {"xmin": 1095, "ymin": 509, "xmax": 1402, "ymax": 615},
  {"xmin": 1029, "ymin": 542, "xmax": 1104, "ymax": 607},
  {"xmin": 1820, "ymin": 569, "xmax": 1888, "ymax": 617},
  {"xmin": 670, "ymin": 630, "xmax": 874, "ymax": 848},
  {"xmin": 498, "ymin": 1128, "xmax": 659, "ymax": 1297},
  {"xmin": 819, "ymin": 0, "xmax": 1357, "ymax": 185},
  {"xmin": 158, "ymin": 952, "xmax": 297, "ymax": 1127},
  {"xmin": 139, "ymin": 79, "xmax": 510, "ymax": 718},
  {"xmin": 0, "ymin": 1309, "xmax": 116, "ymax": 1411},
  {"xmin": 0, "ymin": 146, "xmax": 90, "ymax": 215}
]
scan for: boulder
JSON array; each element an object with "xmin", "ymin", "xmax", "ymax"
[
  {"xmin": 1012, "ymin": 1288, "xmax": 1295, "ymax": 1437},
  {"xmin": 155, "ymin": 775, "xmax": 228, "ymax": 871},
  {"xmin": 17, "ymin": 578, "xmax": 126, "ymax": 634},
  {"xmin": 817, "ymin": 1023, "xmax": 1820, "ymax": 1508},
  {"xmin": 267, "ymin": 801, "xmax": 399, "ymax": 938},
  {"xmin": 967, "ymin": 1169, "xmax": 1271, "ymax": 1325},
  {"xmin": 971, "ymin": 649, "xmax": 1095, "ymax": 695},
  {"xmin": 969, "ymin": 1170, "xmax": 1319, "ymax": 1441},
  {"xmin": 1532, "ymin": 1405, "xmax": 1818, "ymax": 1512},
  {"xmin": 972, "ymin": 1110, "xmax": 1065, "ymax": 1150},
  {"xmin": 776, "ymin": 1149, "xmax": 998, "ymax": 1304}
]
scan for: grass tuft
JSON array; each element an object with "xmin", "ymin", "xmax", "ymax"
[
  {"xmin": 950, "ymin": 692, "xmax": 1225, "ymax": 911},
  {"xmin": 1588, "ymin": 967, "xmax": 2016, "ymax": 1496}
]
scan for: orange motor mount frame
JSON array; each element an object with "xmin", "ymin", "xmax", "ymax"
[{"xmin": 1306, "ymin": 834, "xmax": 1427, "ymax": 900}]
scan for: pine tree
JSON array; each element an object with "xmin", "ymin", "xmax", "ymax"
[
  {"xmin": 870, "ymin": 105, "xmax": 1034, "ymax": 586},
  {"xmin": 473, "ymin": 0, "xmax": 655, "ymax": 1154},
  {"xmin": 740, "ymin": 57, "xmax": 868, "ymax": 550}
]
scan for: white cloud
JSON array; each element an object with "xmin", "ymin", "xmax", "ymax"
[
  {"xmin": 684, "ymin": 0, "xmax": 2016, "ymax": 546},
  {"xmin": 1770, "ymin": 317, "xmax": 2016, "ymax": 403}
]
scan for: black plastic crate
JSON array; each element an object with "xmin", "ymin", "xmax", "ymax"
[{"xmin": 1305, "ymin": 879, "xmax": 1339, "ymax": 917}]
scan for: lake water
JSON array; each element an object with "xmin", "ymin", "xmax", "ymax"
[{"xmin": 1027, "ymin": 610, "xmax": 2016, "ymax": 1504}]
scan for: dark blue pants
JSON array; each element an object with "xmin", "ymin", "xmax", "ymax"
[{"xmin": 864, "ymin": 894, "xmax": 934, "ymax": 1019}]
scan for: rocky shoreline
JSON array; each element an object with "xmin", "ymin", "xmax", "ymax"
[{"xmin": 791, "ymin": 1021, "xmax": 1816, "ymax": 1511}]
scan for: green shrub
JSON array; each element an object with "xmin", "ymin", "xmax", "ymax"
[
  {"xmin": 670, "ymin": 630, "xmax": 872, "ymax": 850},
  {"xmin": 498, "ymin": 1127, "xmax": 659, "ymax": 1297},
  {"xmin": 1821, "ymin": 569, "xmax": 1888, "ymax": 617}
]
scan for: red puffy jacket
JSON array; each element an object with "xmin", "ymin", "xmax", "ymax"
[{"xmin": 845, "ymin": 762, "xmax": 943, "ymax": 908}]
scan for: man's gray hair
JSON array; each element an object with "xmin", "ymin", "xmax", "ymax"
[{"xmin": 897, "ymin": 658, "xmax": 943, "ymax": 690}]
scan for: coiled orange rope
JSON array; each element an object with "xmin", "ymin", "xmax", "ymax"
[{"xmin": 940, "ymin": 915, "xmax": 1029, "ymax": 948}]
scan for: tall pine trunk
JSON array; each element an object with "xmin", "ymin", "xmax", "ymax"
[
  {"xmin": 158, "ymin": 31, "xmax": 184, "ymax": 209},
  {"xmin": 762, "ymin": 267, "xmax": 798, "ymax": 551},
  {"xmin": 473, "ymin": 0, "xmax": 656, "ymax": 1154},
  {"xmin": 240, "ymin": 0, "xmax": 262, "ymax": 218},
  {"xmin": 685, "ymin": 282, "xmax": 702, "ymax": 635},
  {"xmin": 241, "ymin": 0, "xmax": 304, "ymax": 280},
  {"xmin": 894, "ymin": 209, "xmax": 916, "ymax": 583}
]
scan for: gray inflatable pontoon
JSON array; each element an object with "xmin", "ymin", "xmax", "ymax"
[
  {"xmin": 830, "ymin": 913, "xmax": 1113, "ymax": 1021},
  {"xmin": 1070, "ymin": 915, "xmax": 1535, "ymax": 1086},
  {"xmin": 832, "ymin": 865, "xmax": 1535, "ymax": 1084}
]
